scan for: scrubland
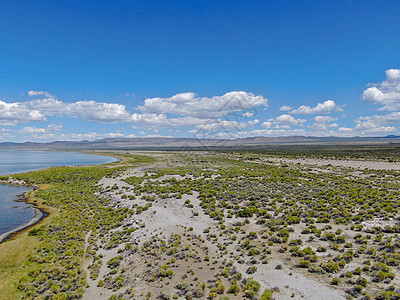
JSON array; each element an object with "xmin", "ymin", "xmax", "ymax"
[{"xmin": 1, "ymin": 150, "xmax": 400, "ymax": 300}]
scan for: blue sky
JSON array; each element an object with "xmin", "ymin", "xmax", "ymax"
[{"xmin": 0, "ymin": 0, "xmax": 399, "ymax": 142}]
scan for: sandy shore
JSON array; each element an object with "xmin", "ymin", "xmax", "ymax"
[{"xmin": 0, "ymin": 206, "xmax": 44, "ymax": 244}]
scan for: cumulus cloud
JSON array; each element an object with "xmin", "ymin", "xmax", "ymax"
[
  {"xmin": 356, "ymin": 125, "xmax": 396, "ymax": 134},
  {"xmin": 243, "ymin": 112, "xmax": 254, "ymax": 117},
  {"xmin": 310, "ymin": 123, "xmax": 339, "ymax": 131},
  {"xmin": 355, "ymin": 121, "xmax": 396, "ymax": 133},
  {"xmin": 261, "ymin": 115, "xmax": 307, "ymax": 129},
  {"xmin": 68, "ymin": 101, "xmax": 132, "ymax": 122},
  {"xmin": 160, "ymin": 116, "xmax": 206, "ymax": 127},
  {"xmin": 279, "ymin": 105, "xmax": 293, "ymax": 111},
  {"xmin": 0, "ymin": 100, "xmax": 47, "ymax": 125},
  {"xmin": 137, "ymin": 91, "xmax": 268, "ymax": 119},
  {"xmin": 274, "ymin": 114, "xmax": 307, "ymax": 126},
  {"xmin": 338, "ymin": 127, "xmax": 354, "ymax": 133},
  {"xmin": 0, "ymin": 92, "xmax": 133, "ymax": 124},
  {"xmin": 356, "ymin": 112, "xmax": 400, "ymax": 125},
  {"xmin": 261, "ymin": 121, "xmax": 272, "ymax": 128},
  {"xmin": 20, "ymin": 124, "xmax": 62, "ymax": 134},
  {"xmin": 291, "ymin": 100, "xmax": 342, "ymax": 114},
  {"xmin": 248, "ymin": 119, "xmax": 259, "ymax": 125},
  {"xmin": 0, "ymin": 91, "xmax": 266, "ymax": 130},
  {"xmin": 362, "ymin": 69, "xmax": 400, "ymax": 111},
  {"xmin": 353, "ymin": 112, "xmax": 400, "ymax": 134},
  {"xmin": 308, "ymin": 116, "xmax": 339, "ymax": 131},
  {"xmin": 313, "ymin": 116, "xmax": 338, "ymax": 123},
  {"xmin": 27, "ymin": 92, "xmax": 133, "ymax": 123}
]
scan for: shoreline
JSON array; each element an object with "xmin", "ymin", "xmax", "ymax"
[
  {"xmin": 0, "ymin": 151, "xmax": 122, "ymax": 245},
  {"xmin": 0, "ymin": 206, "xmax": 47, "ymax": 244}
]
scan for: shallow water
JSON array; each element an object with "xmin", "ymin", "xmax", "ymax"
[
  {"xmin": 0, "ymin": 151, "xmax": 115, "ymax": 235},
  {"xmin": 0, "ymin": 184, "xmax": 34, "ymax": 235}
]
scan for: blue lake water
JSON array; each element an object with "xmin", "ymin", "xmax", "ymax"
[{"xmin": 0, "ymin": 151, "xmax": 116, "ymax": 236}]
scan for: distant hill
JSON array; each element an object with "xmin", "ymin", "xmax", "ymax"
[{"xmin": 1, "ymin": 135, "xmax": 400, "ymax": 150}]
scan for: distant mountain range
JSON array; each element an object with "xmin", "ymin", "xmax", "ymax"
[{"xmin": 1, "ymin": 135, "xmax": 400, "ymax": 150}]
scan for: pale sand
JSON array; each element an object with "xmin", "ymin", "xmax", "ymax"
[
  {"xmin": 83, "ymin": 163, "xmax": 346, "ymax": 299},
  {"xmin": 261, "ymin": 157, "xmax": 400, "ymax": 170}
]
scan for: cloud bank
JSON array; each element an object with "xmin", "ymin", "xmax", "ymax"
[
  {"xmin": 0, "ymin": 91, "xmax": 268, "ymax": 129},
  {"xmin": 1, "ymin": 69, "xmax": 400, "ymax": 142}
]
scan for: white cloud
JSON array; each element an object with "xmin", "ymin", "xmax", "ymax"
[
  {"xmin": 29, "ymin": 131, "xmax": 126, "ymax": 141},
  {"xmin": 338, "ymin": 127, "xmax": 354, "ymax": 133},
  {"xmin": 274, "ymin": 114, "xmax": 307, "ymax": 126},
  {"xmin": 139, "ymin": 134, "xmax": 173, "ymax": 138},
  {"xmin": 0, "ymin": 91, "xmax": 266, "ymax": 130},
  {"xmin": 356, "ymin": 112, "xmax": 400, "ymax": 125},
  {"xmin": 243, "ymin": 112, "xmax": 254, "ymax": 117},
  {"xmin": 0, "ymin": 100, "xmax": 47, "ymax": 125},
  {"xmin": 355, "ymin": 120, "xmax": 396, "ymax": 133},
  {"xmin": 352, "ymin": 112, "xmax": 400, "ymax": 135},
  {"xmin": 163, "ymin": 116, "xmax": 206, "ymax": 127},
  {"xmin": 27, "ymin": 91, "xmax": 56, "ymax": 98},
  {"xmin": 309, "ymin": 123, "xmax": 328, "ymax": 131},
  {"xmin": 0, "ymin": 132, "xmax": 13, "ymax": 139},
  {"xmin": 1, "ymin": 92, "xmax": 132, "ymax": 124},
  {"xmin": 261, "ymin": 121, "xmax": 272, "ymax": 128},
  {"xmin": 28, "ymin": 93, "xmax": 132, "ymax": 123},
  {"xmin": 279, "ymin": 105, "xmax": 293, "ymax": 111},
  {"xmin": 68, "ymin": 101, "xmax": 132, "ymax": 122},
  {"xmin": 248, "ymin": 119, "xmax": 259, "ymax": 125},
  {"xmin": 362, "ymin": 69, "xmax": 400, "ymax": 111},
  {"xmin": 27, "ymin": 98, "xmax": 65, "ymax": 114},
  {"xmin": 261, "ymin": 115, "xmax": 306, "ymax": 129},
  {"xmin": 137, "ymin": 91, "xmax": 268, "ymax": 119},
  {"xmin": 314, "ymin": 116, "xmax": 338, "ymax": 123},
  {"xmin": 26, "ymin": 92, "xmax": 155, "ymax": 124},
  {"xmin": 20, "ymin": 124, "xmax": 62, "ymax": 134},
  {"xmin": 291, "ymin": 100, "xmax": 342, "ymax": 114},
  {"xmin": 308, "ymin": 116, "xmax": 339, "ymax": 131}
]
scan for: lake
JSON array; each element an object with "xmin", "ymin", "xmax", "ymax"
[{"xmin": 0, "ymin": 151, "xmax": 116, "ymax": 236}]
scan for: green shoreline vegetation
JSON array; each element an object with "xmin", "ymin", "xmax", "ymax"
[
  {"xmin": 0, "ymin": 154, "xmax": 152, "ymax": 299},
  {"xmin": 0, "ymin": 183, "xmax": 58, "ymax": 299},
  {"xmin": 0, "ymin": 150, "xmax": 399, "ymax": 299}
]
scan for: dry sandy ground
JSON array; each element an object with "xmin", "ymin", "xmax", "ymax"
[
  {"xmin": 234, "ymin": 258, "xmax": 343, "ymax": 300},
  {"xmin": 83, "ymin": 163, "xmax": 346, "ymax": 300},
  {"xmin": 262, "ymin": 157, "xmax": 400, "ymax": 170}
]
